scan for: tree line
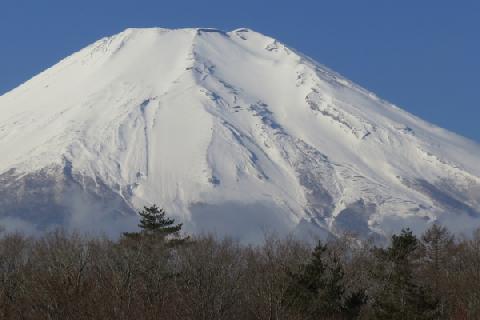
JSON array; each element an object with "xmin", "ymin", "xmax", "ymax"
[{"xmin": 1, "ymin": 205, "xmax": 480, "ymax": 319}]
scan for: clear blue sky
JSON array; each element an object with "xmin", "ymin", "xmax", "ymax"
[{"xmin": 1, "ymin": 1, "xmax": 479, "ymax": 142}]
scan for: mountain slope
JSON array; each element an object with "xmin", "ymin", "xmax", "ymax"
[{"xmin": 1, "ymin": 27, "xmax": 479, "ymax": 240}]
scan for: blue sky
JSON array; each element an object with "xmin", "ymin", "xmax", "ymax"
[{"xmin": 1, "ymin": 1, "xmax": 479, "ymax": 142}]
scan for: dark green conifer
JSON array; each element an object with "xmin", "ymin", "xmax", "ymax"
[
  {"xmin": 123, "ymin": 205, "xmax": 187, "ymax": 245},
  {"xmin": 284, "ymin": 241, "xmax": 365, "ymax": 319},
  {"xmin": 371, "ymin": 228, "xmax": 439, "ymax": 320}
]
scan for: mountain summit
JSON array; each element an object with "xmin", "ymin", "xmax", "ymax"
[{"xmin": 1, "ymin": 28, "xmax": 479, "ymax": 240}]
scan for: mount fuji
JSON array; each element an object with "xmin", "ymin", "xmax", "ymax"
[{"xmin": 1, "ymin": 27, "xmax": 480, "ymax": 241}]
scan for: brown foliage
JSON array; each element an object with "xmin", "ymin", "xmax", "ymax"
[{"xmin": 0, "ymin": 225, "xmax": 479, "ymax": 319}]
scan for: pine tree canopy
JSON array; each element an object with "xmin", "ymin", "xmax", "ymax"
[{"xmin": 123, "ymin": 205, "xmax": 187, "ymax": 244}]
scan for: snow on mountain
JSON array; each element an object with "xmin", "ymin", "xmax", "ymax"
[{"xmin": 1, "ymin": 27, "xmax": 480, "ymax": 241}]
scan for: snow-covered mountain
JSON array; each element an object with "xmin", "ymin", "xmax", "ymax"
[{"xmin": 1, "ymin": 27, "xmax": 480, "ymax": 241}]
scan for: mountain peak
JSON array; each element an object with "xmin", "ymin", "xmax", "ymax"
[{"xmin": 0, "ymin": 28, "xmax": 479, "ymax": 241}]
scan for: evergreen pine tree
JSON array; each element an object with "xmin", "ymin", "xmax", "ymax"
[
  {"xmin": 284, "ymin": 241, "xmax": 365, "ymax": 319},
  {"xmin": 371, "ymin": 229, "xmax": 439, "ymax": 320},
  {"xmin": 123, "ymin": 205, "xmax": 187, "ymax": 245}
]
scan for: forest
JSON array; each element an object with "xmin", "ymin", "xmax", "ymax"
[{"xmin": 0, "ymin": 205, "xmax": 479, "ymax": 320}]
